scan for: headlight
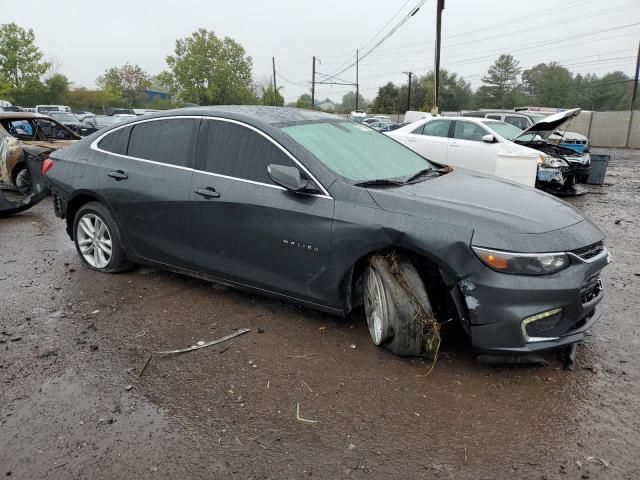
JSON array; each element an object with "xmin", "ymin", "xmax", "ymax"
[
  {"xmin": 472, "ymin": 246, "xmax": 570, "ymax": 275},
  {"xmin": 540, "ymin": 154, "xmax": 568, "ymax": 168}
]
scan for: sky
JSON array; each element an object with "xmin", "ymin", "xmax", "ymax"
[{"xmin": 1, "ymin": 0, "xmax": 638, "ymax": 104}]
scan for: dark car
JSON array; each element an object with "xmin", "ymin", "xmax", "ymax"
[
  {"xmin": 43, "ymin": 106, "xmax": 610, "ymax": 358},
  {"xmin": 47, "ymin": 111, "xmax": 98, "ymax": 137}
]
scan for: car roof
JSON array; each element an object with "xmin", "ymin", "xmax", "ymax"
[
  {"xmin": 0, "ymin": 112, "xmax": 53, "ymax": 120},
  {"xmin": 137, "ymin": 106, "xmax": 340, "ymax": 127}
]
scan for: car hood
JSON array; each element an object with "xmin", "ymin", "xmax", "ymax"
[
  {"xmin": 515, "ymin": 108, "xmax": 581, "ymax": 140},
  {"xmin": 367, "ymin": 168, "xmax": 585, "ymax": 236}
]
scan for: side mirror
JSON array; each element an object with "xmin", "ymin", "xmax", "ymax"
[
  {"xmin": 482, "ymin": 134, "xmax": 495, "ymax": 143},
  {"xmin": 268, "ymin": 164, "xmax": 319, "ymax": 193}
]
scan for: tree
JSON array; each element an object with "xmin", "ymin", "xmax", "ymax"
[
  {"xmin": 480, "ymin": 54, "xmax": 521, "ymax": 108},
  {"xmin": 96, "ymin": 63, "xmax": 152, "ymax": 107},
  {"xmin": 294, "ymin": 93, "xmax": 313, "ymax": 109},
  {"xmin": 261, "ymin": 84, "xmax": 284, "ymax": 106},
  {"xmin": 340, "ymin": 91, "xmax": 368, "ymax": 112},
  {"xmin": 45, "ymin": 73, "xmax": 71, "ymax": 105},
  {"xmin": 522, "ymin": 62, "xmax": 575, "ymax": 107},
  {"xmin": 416, "ymin": 69, "xmax": 472, "ymax": 112},
  {"xmin": 371, "ymin": 82, "xmax": 400, "ymax": 113},
  {"xmin": 159, "ymin": 28, "xmax": 256, "ymax": 105},
  {"xmin": 575, "ymin": 71, "xmax": 632, "ymax": 111},
  {"xmin": 0, "ymin": 23, "xmax": 49, "ymax": 91}
]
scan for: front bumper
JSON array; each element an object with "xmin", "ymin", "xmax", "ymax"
[{"xmin": 461, "ymin": 247, "xmax": 610, "ymax": 354}]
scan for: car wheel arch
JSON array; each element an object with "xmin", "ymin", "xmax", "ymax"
[
  {"xmin": 65, "ymin": 191, "xmax": 108, "ymax": 238},
  {"xmin": 342, "ymin": 246, "xmax": 467, "ymax": 330}
]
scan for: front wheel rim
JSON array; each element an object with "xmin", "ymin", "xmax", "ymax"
[
  {"xmin": 364, "ymin": 269, "xmax": 388, "ymax": 345},
  {"xmin": 77, "ymin": 213, "xmax": 112, "ymax": 268}
]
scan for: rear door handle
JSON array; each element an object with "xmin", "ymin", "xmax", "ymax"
[
  {"xmin": 450, "ymin": 142, "xmax": 459, "ymax": 147},
  {"xmin": 194, "ymin": 187, "xmax": 221, "ymax": 199},
  {"xmin": 108, "ymin": 170, "xmax": 128, "ymax": 180}
]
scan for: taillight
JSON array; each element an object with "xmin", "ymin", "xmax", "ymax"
[{"xmin": 42, "ymin": 157, "xmax": 54, "ymax": 175}]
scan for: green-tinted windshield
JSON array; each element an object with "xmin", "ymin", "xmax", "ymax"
[
  {"xmin": 281, "ymin": 121, "xmax": 431, "ymax": 182},
  {"xmin": 481, "ymin": 120, "xmax": 524, "ymax": 140}
]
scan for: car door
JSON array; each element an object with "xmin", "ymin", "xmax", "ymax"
[
  {"xmin": 189, "ymin": 118, "xmax": 334, "ymax": 304},
  {"xmin": 401, "ymin": 119, "xmax": 452, "ymax": 163},
  {"xmin": 447, "ymin": 120, "xmax": 498, "ymax": 175},
  {"xmin": 96, "ymin": 117, "xmax": 199, "ymax": 268}
]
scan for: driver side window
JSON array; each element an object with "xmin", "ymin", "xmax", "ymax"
[
  {"xmin": 202, "ymin": 119, "xmax": 297, "ymax": 186},
  {"xmin": 35, "ymin": 119, "xmax": 74, "ymax": 140}
]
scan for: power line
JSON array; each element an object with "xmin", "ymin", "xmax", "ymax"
[
  {"xmin": 329, "ymin": 0, "xmax": 428, "ymax": 77},
  {"xmin": 326, "ymin": 0, "xmax": 414, "ymax": 77}
]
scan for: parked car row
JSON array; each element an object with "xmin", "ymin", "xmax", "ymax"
[
  {"xmin": 387, "ymin": 108, "xmax": 591, "ymax": 195},
  {"xmin": 38, "ymin": 106, "xmax": 609, "ymax": 361}
]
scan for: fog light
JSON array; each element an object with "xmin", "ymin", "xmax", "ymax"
[{"xmin": 522, "ymin": 308, "xmax": 563, "ymax": 340}]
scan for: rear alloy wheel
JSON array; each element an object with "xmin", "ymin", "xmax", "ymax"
[
  {"xmin": 76, "ymin": 213, "xmax": 112, "ymax": 268},
  {"xmin": 73, "ymin": 202, "xmax": 131, "ymax": 273}
]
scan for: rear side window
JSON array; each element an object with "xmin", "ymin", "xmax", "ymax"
[
  {"xmin": 98, "ymin": 126, "xmax": 132, "ymax": 155},
  {"xmin": 128, "ymin": 118, "xmax": 199, "ymax": 168},
  {"xmin": 486, "ymin": 114, "xmax": 502, "ymax": 120},
  {"xmin": 203, "ymin": 120, "xmax": 295, "ymax": 185},
  {"xmin": 421, "ymin": 120, "xmax": 451, "ymax": 137}
]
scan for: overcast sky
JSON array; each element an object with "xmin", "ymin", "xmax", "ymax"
[{"xmin": 1, "ymin": 0, "xmax": 638, "ymax": 103}]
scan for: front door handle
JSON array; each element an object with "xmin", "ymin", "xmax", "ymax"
[
  {"xmin": 108, "ymin": 170, "xmax": 128, "ymax": 180},
  {"xmin": 194, "ymin": 187, "xmax": 221, "ymax": 199},
  {"xmin": 450, "ymin": 142, "xmax": 459, "ymax": 147}
]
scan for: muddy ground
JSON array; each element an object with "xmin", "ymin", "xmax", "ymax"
[{"xmin": 1, "ymin": 148, "xmax": 639, "ymax": 479}]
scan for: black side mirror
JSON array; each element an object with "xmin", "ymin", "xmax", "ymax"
[{"xmin": 268, "ymin": 164, "xmax": 319, "ymax": 193}]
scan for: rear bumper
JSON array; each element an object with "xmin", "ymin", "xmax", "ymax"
[{"xmin": 462, "ymin": 248, "xmax": 610, "ymax": 354}]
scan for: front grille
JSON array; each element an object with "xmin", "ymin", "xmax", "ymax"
[
  {"xmin": 580, "ymin": 275, "xmax": 603, "ymax": 305},
  {"xmin": 571, "ymin": 241, "xmax": 604, "ymax": 261}
]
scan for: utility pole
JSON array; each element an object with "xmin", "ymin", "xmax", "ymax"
[
  {"xmin": 626, "ymin": 40, "xmax": 639, "ymax": 147},
  {"xmin": 433, "ymin": 0, "xmax": 445, "ymax": 115},
  {"xmin": 403, "ymin": 71, "xmax": 413, "ymax": 112},
  {"xmin": 355, "ymin": 49, "xmax": 359, "ymax": 111},
  {"xmin": 311, "ymin": 56, "xmax": 316, "ymax": 108},
  {"xmin": 272, "ymin": 57, "xmax": 277, "ymax": 106}
]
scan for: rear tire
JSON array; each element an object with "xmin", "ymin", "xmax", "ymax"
[
  {"xmin": 364, "ymin": 253, "xmax": 439, "ymax": 357},
  {"xmin": 73, "ymin": 201, "xmax": 131, "ymax": 273}
]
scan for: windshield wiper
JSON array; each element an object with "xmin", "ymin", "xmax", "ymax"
[
  {"xmin": 354, "ymin": 178, "xmax": 405, "ymax": 188},
  {"xmin": 404, "ymin": 166, "xmax": 452, "ymax": 183}
]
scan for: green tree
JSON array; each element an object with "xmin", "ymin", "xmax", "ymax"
[
  {"xmin": 339, "ymin": 91, "xmax": 368, "ymax": 112},
  {"xmin": 261, "ymin": 84, "xmax": 284, "ymax": 106},
  {"xmin": 371, "ymin": 82, "xmax": 400, "ymax": 113},
  {"xmin": 479, "ymin": 54, "xmax": 521, "ymax": 108},
  {"xmin": 0, "ymin": 23, "xmax": 49, "ymax": 91},
  {"xmin": 576, "ymin": 71, "xmax": 632, "ymax": 111},
  {"xmin": 45, "ymin": 73, "xmax": 71, "ymax": 104},
  {"xmin": 294, "ymin": 93, "xmax": 313, "ymax": 109},
  {"xmin": 521, "ymin": 62, "xmax": 575, "ymax": 107},
  {"xmin": 159, "ymin": 28, "xmax": 256, "ymax": 105},
  {"xmin": 96, "ymin": 63, "xmax": 151, "ymax": 107},
  {"xmin": 415, "ymin": 69, "xmax": 472, "ymax": 112}
]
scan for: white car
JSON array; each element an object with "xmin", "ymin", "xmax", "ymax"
[{"xmin": 387, "ymin": 117, "xmax": 542, "ymax": 187}]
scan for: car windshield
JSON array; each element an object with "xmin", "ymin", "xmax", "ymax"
[
  {"xmin": 49, "ymin": 112, "xmax": 78, "ymax": 122},
  {"xmin": 480, "ymin": 120, "xmax": 525, "ymax": 140},
  {"xmin": 528, "ymin": 114, "xmax": 548, "ymax": 122},
  {"xmin": 281, "ymin": 121, "xmax": 433, "ymax": 182}
]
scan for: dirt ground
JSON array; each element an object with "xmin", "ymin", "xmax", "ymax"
[{"xmin": 1, "ymin": 147, "xmax": 639, "ymax": 479}]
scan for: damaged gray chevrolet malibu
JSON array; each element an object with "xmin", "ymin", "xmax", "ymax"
[{"xmin": 43, "ymin": 106, "xmax": 610, "ymax": 359}]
